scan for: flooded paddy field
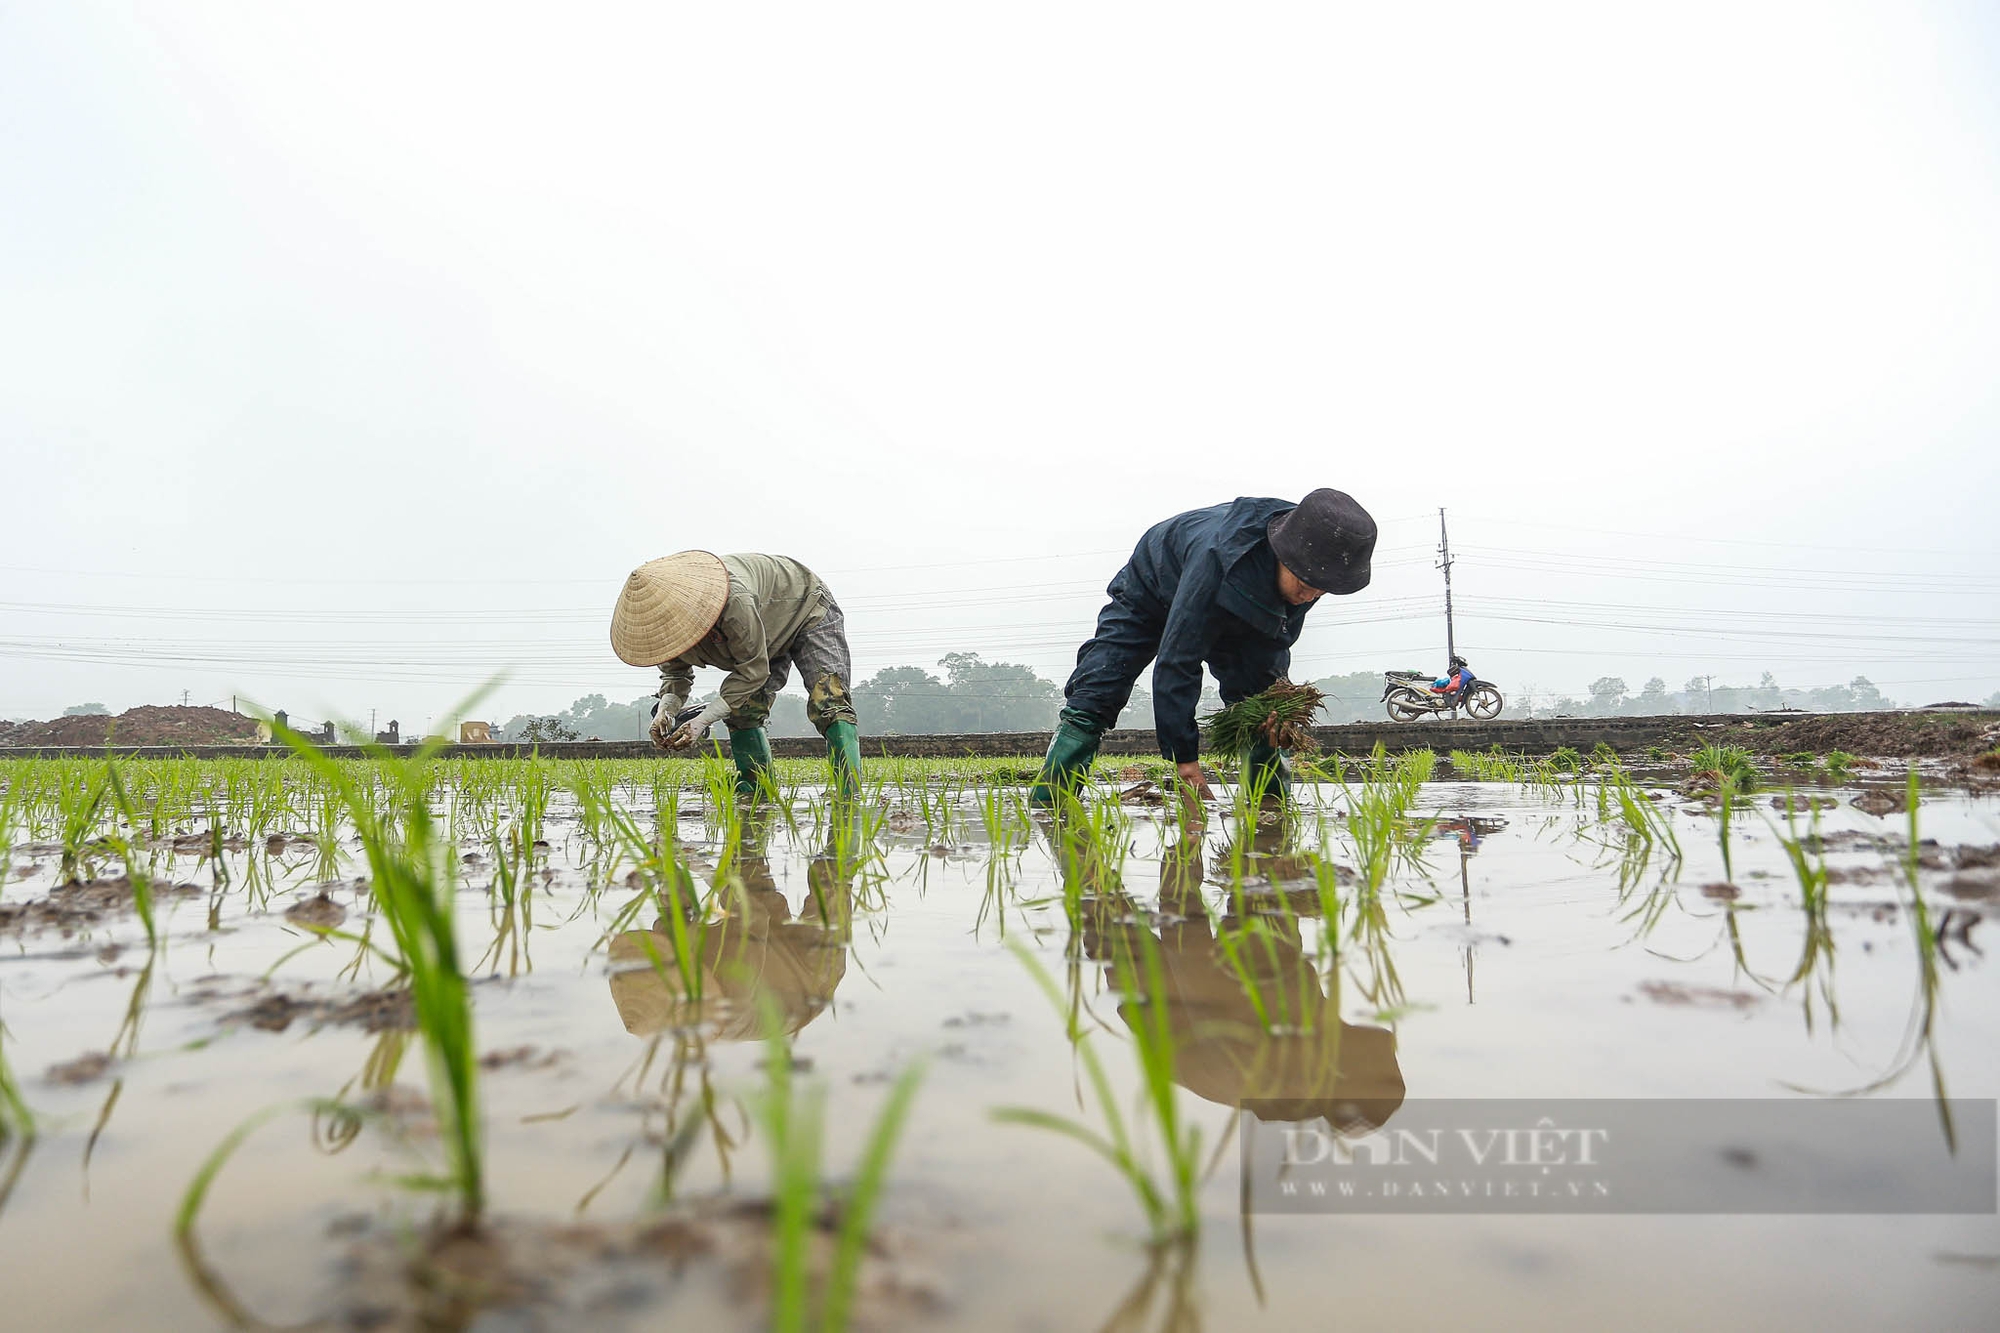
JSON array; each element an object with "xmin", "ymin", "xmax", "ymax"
[{"xmin": 1, "ymin": 750, "xmax": 1996, "ymax": 1330}]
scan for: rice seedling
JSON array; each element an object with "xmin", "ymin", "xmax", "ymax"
[
  {"xmin": 1201, "ymin": 681, "xmax": 1324, "ymax": 757},
  {"xmin": 1763, "ymin": 792, "xmax": 1838, "ymax": 1033},
  {"xmin": 1689, "ymin": 742, "xmax": 1759, "ymax": 794},
  {"xmin": 1045, "ymin": 792, "xmax": 1134, "ymax": 929},
  {"xmin": 56, "ymin": 765, "xmax": 110, "ymax": 884},
  {"xmin": 1889, "ymin": 765, "xmax": 1955, "ymax": 1147},
  {"xmin": 754, "ymin": 1003, "xmax": 926, "ymax": 1333},
  {"xmin": 993, "ymin": 941, "xmax": 1202, "ymax": 1246},
  {"xmin": 1449, "ymin": 748, "xmax": 1523, "ymax": 783},
  {"xmin": 1338, "ymin": 754, "xmax": 1434, "ymax": 899},
  {"xmin": 1600, "ymin": 764, "xmax": 1682, "ymax": 863},
  {"xmin": 0, "ymin": 1021, "xmax": 34, "ymax": 1218},
  {"xmin": 475, "ymin": 829, "xmax": 536, "ymax": 978},
  {"xmin": 0, "ymin": 769, "xmax": 24, "ymax": 891},
  {"xmin": 579, "ymin": 778, "xmax": 715, "ymax": 1004},
  {"xmin": 102, "ymin": 764, "xmax": 159, "ymax": 948},
  {"xmin": 182, "ymin": 720, "xmax": 487, "ymax": 1230},
  {"xmin": 977, "ymin": 781, "xmax": 1028, "ymax": 853},
  {"xmin": 0, "ymin": 1023, "xmax": 31, "ymax": 1141},
  {"xmin": 1823, "ymin": 750, "xmax": 1858, "ymax": 782}
]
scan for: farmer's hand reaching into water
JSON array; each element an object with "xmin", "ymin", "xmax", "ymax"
[
  {"xmin": 666, "ymin": 699, "xmax": 730, "ymax": 750},
  {"xmin": 648, "ymin": 694, "xmax": 687, "ymax": 749},
  {"xmin": 1168, "ymin": 756, "xmax": 1208, "ymax": 820}
]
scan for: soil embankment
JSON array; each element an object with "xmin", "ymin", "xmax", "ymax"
[{"xmin": 0, "ymin": 709, "xmax": 1993, "ymax": 761}]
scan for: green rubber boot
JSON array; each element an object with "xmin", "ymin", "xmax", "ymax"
[
  {"xmin": 824, "ymin": 720, "xmax": 862, "ymax": 797},
  {"xmin": 1029, "ymin": 707, "xmax": 1106, "ymax": 807},
  {"xmin": 1243, "ymin": 739, "xmax": 1291, "ymax": 805},
  {"xmin": 728, "ymin": 727, "xmax": 774, "ymax": 799}
]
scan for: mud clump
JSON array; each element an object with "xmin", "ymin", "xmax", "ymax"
[
  {"xmin": 0, "ymin": 705, "xmax": 261, "ymax": 749},
  {"xmin": 324, "ymin": 1202, "xmax": 947, "ymax": 1331},
  {"xmin": 44, "ymin": 1051, "xmax": 114, "ymax": 1086},
  {"xmin": 1850, "ymin": 788, "xmax": 1911, "ymax": 817},
  {"xmin": 215, "ymin": 983, "xmax": 415, "ymax": 1034},
  {"xmin": 1942, "ymin": 870, "xmax": 2000, "ymax": 902},
  {"xmin": 1638, "ymin": 980, "xmax": 1761, "ymax": 1011},
  {"xmin": 283, "ymin": 889, "xmax": 347, "ymax": 932},
  {"xmin": 0, "ymin": 876, "xmax": 201, "ymax": 936}
]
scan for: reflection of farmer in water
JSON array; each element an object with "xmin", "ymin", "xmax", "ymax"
[
  {"xmin": 1070, "ymin": 821, "xmax": 1405, "ymax": 1135},
  {"xmin": 607, "ymin": 814, "xmax": 856, "ymax": 1041}
]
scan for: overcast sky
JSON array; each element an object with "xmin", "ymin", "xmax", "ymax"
[{"xmin": 4, "ymin": 1, "xmax": 1998, "ymax": 730}]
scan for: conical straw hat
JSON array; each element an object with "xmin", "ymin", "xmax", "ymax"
[{"xmin": 609, "ymin": 551, "xmax": 729, "ymax": 666}]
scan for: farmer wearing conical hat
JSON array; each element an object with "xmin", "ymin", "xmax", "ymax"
[
  {"xmin": 1031, "ymin": 489, "xmax": 1377, "ymax": 807},
  {"xmin": 610, "ymin": 551, "xmax": 861, "ymax": 795}
]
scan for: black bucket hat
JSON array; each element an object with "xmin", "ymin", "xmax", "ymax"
[{"xmin": 1267, "ymin": 488, "xmax": 1376, "ymax": 594}]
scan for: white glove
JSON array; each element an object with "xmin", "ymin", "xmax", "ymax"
[
  {"xmin": 666, "ymin": 698, "xmax": 730, "ymax": 751},
  {"xmin": 648, "ymin": 693, "xmax": 687, "ymax": 749}
]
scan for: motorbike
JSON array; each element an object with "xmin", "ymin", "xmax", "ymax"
[{"xmin": 1382, "ymin": 670, "xmax": 1504, "ymax": 722}]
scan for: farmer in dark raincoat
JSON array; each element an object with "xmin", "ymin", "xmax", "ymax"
[{"xmin": 1030, "ymin": 489, "xmax": 1376, "ymax": 806}]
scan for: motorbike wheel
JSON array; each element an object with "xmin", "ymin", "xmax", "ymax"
[
  {"xmin": 1386, "ymin": 688, "xmax": 1428, "ymax": 722},
  {"xmin": 1465, "ymin": 683, "xmax": 1504, "ymax": 720}
]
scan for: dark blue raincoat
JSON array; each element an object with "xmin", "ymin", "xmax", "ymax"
[{"xmin": 1064, "ymin": 497, "xmax": 1312, "ymax": 762}]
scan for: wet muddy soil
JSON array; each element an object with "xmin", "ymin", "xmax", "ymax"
[{"xmin": 2, "ymin": 776, "xmax": 1997, "ymax": 1330}]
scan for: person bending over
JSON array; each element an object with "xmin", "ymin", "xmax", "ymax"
[
  {"xmin": 610, "ymin": 550, "xmax": 861, "ymax": 795},
  {"xmin": 1031, "ymin": 489, "xmax": 1376, "ymax": 808}
]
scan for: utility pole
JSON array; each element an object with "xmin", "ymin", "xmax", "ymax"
[
  {"xmin": 1700, "ymin": 674, "xmax": 1714, "ymax": 713},
  {"xmin": 370, "ymin": 708, "xmax": 377, "ymax": 740},
  {"xmin": 1436, "ymin": 508, "xmax": 1457, "ymax": 663},
  {"xmin": 181, "ymin": 689, "xmax": 190, "ymax": 707}
]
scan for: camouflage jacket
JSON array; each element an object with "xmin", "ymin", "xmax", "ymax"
[{"xmin": 657, "ymin": 553, "xmax": 827, "ymax": 715}]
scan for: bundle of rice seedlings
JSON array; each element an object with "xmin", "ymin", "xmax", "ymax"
[{"xmin": 1201, "ymin": 680, "xmax": 1326, "ymax": 757}]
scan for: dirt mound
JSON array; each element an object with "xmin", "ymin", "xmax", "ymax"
[
  {"xmin": 0, "ymin": 705, "xmax": 260, "ymax": 748},
  {"xmin": 1682, "ymin": 711, "xmax": 1999, "ymax": 759}
]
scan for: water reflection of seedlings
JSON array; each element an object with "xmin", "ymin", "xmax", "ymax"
[
  {"xmin": 650, "ymin": 1034, "xmax": 740, "ymax": 1204},
  {"xmin": 84, "ymin": 953, "xmax": 158, "ymax": 1194},
  {"xmin": 1098, "ymin": 1235, "xmax": 1200, "ymax": 1333},
  {"xmin": 1205, "ymin": 823, "xmax": 1321, "ymax": 1034},
  {"xmin": 1882, "ymin": 767, "xmax": 1955, "ymax": 1149},
  {"xmin": 0, "ymin": 1020, "xmax": 35, "ymax": 1219},
  {"xmin": 995, "ymin": 942, "xmax": 1203, "ymax": 1246},
  {"xmin": 315, "ymin": 1029, "xmax": 411, "ymax": 1155},
  {"xmin": 754, "ymin": 1004, "xmax": 926, "ymax": 1333},
  {"xmin": 575, "ymin": 1031, "xmax": 745, "ymax": 1215},
  {"xmin": 1756, "ymin": 793, "xmax": 1839, "ymax": 1033},
  {"xmin": 1783, "ymin": 769, "xmax": 1959, "ymax": 1149},
  {"xmin": 475, "ymin": 831, "xmax": 535, "ymax": 978}
]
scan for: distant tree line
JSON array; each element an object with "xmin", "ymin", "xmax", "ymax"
[
  {"xmin": 1513, "ymin": 672, "xmax": 1902, "ymax": 718},
  {"xmin": 493, "ymin": 658, "xmax": 1959, "ymax": 742}
]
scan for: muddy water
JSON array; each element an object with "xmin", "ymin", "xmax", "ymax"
[{"xmin": 2, "ymin": 780, "xmax": 1997, "ymax": 1330}]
